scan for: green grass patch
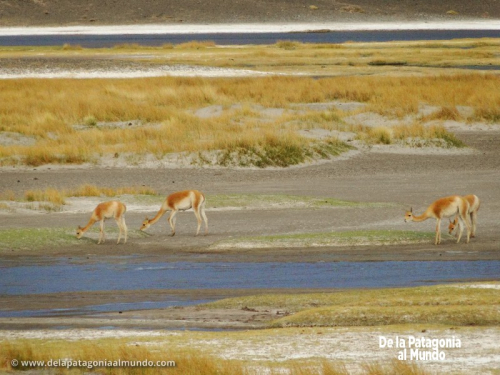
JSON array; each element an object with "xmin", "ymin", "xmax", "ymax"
[
  {"xmin": 0, "ymin": 227, "xmax": 147, "ymax": 250},
  {"xmin": 211, "ymin": 230, "xmax": 434, "ymax": 249},
  {"xmin": 0, "ymin": 228, "xmax": 81, "ymax": 250},
  {"xmin": 207, "ymin": 194, "xmax": 392, "ymax": 210},
  {"xmin": 202, "ymin": 282, "xmax": 500, "ymax": 328},
  {"xmin": 271, "ymin": 305, "xmax": 499, "ymax": 328},
  {"xmin": 195, "ymin": 137, "xmax": 353, "ymax": 168}
]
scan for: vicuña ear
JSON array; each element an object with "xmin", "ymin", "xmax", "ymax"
[
  {"xmin": 410, "ymin": 207, "xmax": 413, "ymax": 213},
  {"xmin": 78, "ymin": 225, "xmax": 82, "ymax": 229},
  {"xmin": 449, "ymin": 219, "xmax": 452, "ymax": 223}
]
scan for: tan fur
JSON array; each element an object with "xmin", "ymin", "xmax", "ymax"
[
  {"xmin": 448, "ymin": 195, "xmax": 480, "ymax": 237},
  {"xmin": 140, "ymin": 190, "xmax": 208, "ymax": 236},
  {"xmin": 404, "ymin": 195, "xmax": 471, "ymax": 245},
  {"xmin": 76, "ymin": 201, "xmax": 127, "ymax": 244}
]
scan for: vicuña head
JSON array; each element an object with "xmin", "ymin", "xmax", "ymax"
[
  {"xmin": 404, "ymin": 207, "xmax": 414, "ymax": 222},
  {"xmin": 448, "ymin": 194, "xmax": 480, "ymax": 238},
  {"xmin": 448, "ymin": 218, "xmax": 458, "ymax": 234},
  {"xmin": 76, "ymin": 225, "xmax": 85, "ymax": 239},
  {"xmin": 140, "ymin": 217, "xmax": 151, "ymax": 231}
]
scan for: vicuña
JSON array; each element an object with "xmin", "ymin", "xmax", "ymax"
[
  {"xmin": 140, "ymin": 190, "xmax": 208, "ymax": 237},
  {"xmin": 448, "ymin": 194, "xmax": 480, "ymax": 238},
  {"xmin": 76, "ymin": 201, "xmax": 127, "ymax": 244},
  {"xmin": 404, "ymin": 195, "xmax": 471, "ymax": 245}
]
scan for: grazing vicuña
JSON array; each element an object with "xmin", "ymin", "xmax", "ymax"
[
  {"xmin": 404, "ymin": 195, "xmax": 471, "ymax": 245},
  {"xmin": 140, "ymin": 190, "xmax": 208, "ymax": 237},
  {"xmin": 76, "ymin": 201, "xmax": 127, "ymax": 244}
]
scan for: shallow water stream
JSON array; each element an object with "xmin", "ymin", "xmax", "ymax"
[{"xmin": 1, "ymin": 258, "xmax": 498, "ymax": 317}]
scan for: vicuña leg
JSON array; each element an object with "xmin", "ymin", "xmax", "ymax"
[
  {"xmin": 194, "ymin": 209, "xmax": 203, "ymax": 236},
  {"xmin": 168, "ymin": 210, "xmax": 178, "ymax": 236},
  {"xmin": 98, "ymin": 220, "xmax": 105, "ymax": 244},
  {"xmin": 122, "ymin": 217, "xmax": 128, "ymax": 243},
  {"xmin": 435, "ymin": 218, "xmax": 441, "ymax": 245},
  {"xmin": 457, "ymin": 210, "xmax": 471, "ymax": 244},
  {"xmin": 470, "ymin": 211, "xmax": 477, "ymax": 237},
  {"xmin": 116, "ymin": 217, "xmax": 127, "ymax": 244},
  {"xmin": 201, "ymin": 205, "xmax": 208, "ymax": 235}
]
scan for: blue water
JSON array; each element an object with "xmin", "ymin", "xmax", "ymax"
[
  {"xmin": 0, "ymin": 29, "xmax": 498, "ymax": 47},
  {"xmin": 1, "ymin": 260, "xmax": 499, "ymax": 295},
  {"xmin": 0, "ymin": 299, "xmax": 213, "ymax": 318},
  {"xmin": 1, "ymin": 259, "xmax": 499, "ymax": 318}
]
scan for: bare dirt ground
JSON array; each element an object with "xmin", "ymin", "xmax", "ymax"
[
  {"xmin": 1, "ymin": 128, "xmax": 499, "ymax": 261},
  {"xmin": 1, "ymin": 0, "xmax": 499, "ymax": 27}
]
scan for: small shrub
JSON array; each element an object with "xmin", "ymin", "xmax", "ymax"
[
  {"xmin": 473, "ymin": 107, "xmax": 500, "ymax": 122},
  {"xmin": 24, "ymin": 188, "xmax": 66, "ymax": 206},
  {"xmin": 369, "ymin": 127, "xmax": 393, "ymax": 145},
  {"xmin": 368, "ymin": 60, "xmax": 407, "ymax": 66},
  {"xmin": 176, "ymin": 41, "xmax": 216, "ymax": 49},
  {"xmin": 71, "ymin": 184, "xmax": 102, "ymax": 197},
  {"xmin": 0, "ymin": 190, "xmax": 16, "ymax": 201},
  {"xmin": 429, "ymin": 125, "xmax": 466, "ymax": 148},
  {"xmin": 276, "ymin": 40, "xmax": 302, "ymax": 50},
  {"xmin": 62, "ymin": 43, "xmax": 83, "ymax": 50},
  {"xmin": 84, "ymin": 115, "xmax": 97, "ymax": 126},
  {"xmin": 425, "ymin": 106, "xmax": 461, "ymax": 121}
]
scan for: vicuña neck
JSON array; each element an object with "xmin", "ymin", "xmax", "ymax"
[
  {"xmin": 411, "ymin": 212, "xmax": 430, "ymax": 222},
  {"xmin": 81, "ymin": 218, "xmax": 96, "ymax": 233},
  {"xmin": 148, "ymin": 208, "xmax": 168, "ymax": 225}
]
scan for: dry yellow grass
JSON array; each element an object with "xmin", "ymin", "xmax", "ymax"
[
  {"xmin": 359, "ymin": 123, "xmax": 465, "ymax": 147},
  {"xmin": 1, "ymin": 185, "xmax": 157, "ymax": 211},
  {"xmin": 69, "ymin": 184, "xmax": 157, "ymax": 197},
  {"xmin": 1, "ymin": 341, "xmax": 242, "ymax": 374},
  {"xmin": 0, "ymin": 339, "xmax": 433, "ymax": 375},
  {"xmin": 0, "ymin": 49, "xmax": 498, "ymax": 166},
  {"xmin": 24, "ymin": 188, "xmax": 66, "ymax": 206}
]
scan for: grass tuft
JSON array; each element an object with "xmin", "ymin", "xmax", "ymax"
[
  {"xmin": 176, "ymin": 41, "xmax": 216, "ymax": 49},
  {"xmin": 61, "ymin": 43, "xmax": 83, "ymax": 50},
  {"xmin": 24, "ymin": 188, "xmax": 66, "ymax": 206},
  {"xmin": 276, "ymin": 40, "xmax": 303, "ymax": 50}
]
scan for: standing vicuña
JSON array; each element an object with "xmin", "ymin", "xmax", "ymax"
[
  {"xmin": 76, "ymin": 201, "xmax": 127, "ymax": 244},
  {"xmin": 448, "ymin": 194, "xmax": 480, "ymax": 237},
  {"xmin": 404, "ymin": 195, "xmax": 471, "ymax": 245},
  {"xmin": 140, "ymin": 190, "xmax": 208, "ymax": 236}
]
